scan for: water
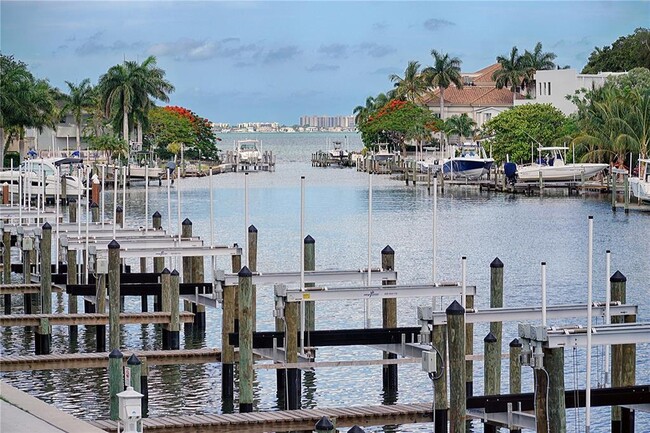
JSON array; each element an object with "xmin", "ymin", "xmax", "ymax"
[{"xmin": 1, "ymin": 132, "xmax": 649, "ymax": 432}]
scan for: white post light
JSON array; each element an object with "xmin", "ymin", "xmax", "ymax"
[{"xmin": 117, "ymin": 386, "xmax": 143, "ymax": 433}]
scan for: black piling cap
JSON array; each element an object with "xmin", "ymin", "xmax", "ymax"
[
  {"xmin": 446, "ymin": 300, "xmax": 465, "ymax": 316},
  {"xmin": 238, "ymin": 266, "xmax": 252, "ymax": 278},
  {"xmin": 42, "ymin": 222, "xmax": 52, "ymax": 230},
  {"xmin": 315, "ymin": 416, "xmax": 334, "ymax": 430},
  {"xmin": 161, "ymin": 268, "xmax": 170, "ymax": 275},
  {"xmin": 610, "ymin": 270, "xmax": 627, "ymax": 283},
  {"xmin": 248, "ymin": 225, "xmax": 258, "ymax": 233},
  {"xmin": 108, "ymin": 240, "xmax": 120, "ymax": 249},
  {"xmin": 127, "ymin": 354, "xmax": 141, "ymax": 365},
  {"xmin": 304, "ymin": 234, "xmax": 315, "ymax": 244},
  {"xmin": 108, "ymin": 348, "xmax": 123, "ymax": 359},
  {"xmin": 484, "ymin": 332, "xmax": 497, "ymax": 343},
  {"xmin": 152, "ymin": 211, "xmax": 161, "ymax": 218},
  {"xmin": 490, "ymin": 257, "xmax": 503, "ymax": 268},
  {"xmin": 90, "ymin": 201, "xmax": 99, "ymax": 208},
  {"xmin": 116, "ymin": 205, "xmax": 123, "ymax": 212},
  {"xmin": 171, "ymin": 269, "xmax": 179, "ymax": 276},
  {"xmin": 69, "ymin": 197, "xmax": 77, "ymax": 203},
  {"xmin": 182, "ymin": 218, "xmax": 192, "ymax": 226},
  {"xmin": 381, "ymin": 245, "xmax": 394, "ymax": 255},
  {"xmin": 348, "ymin": 426, "xmax": 365, "ymax": 433},
  {"xmin": 509, "ymin": 338, "xmax": 522, "ymax": 348}
]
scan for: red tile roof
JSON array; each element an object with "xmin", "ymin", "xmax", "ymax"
[{"xmin": 423, "ymin": 86, "xmax": 523, "ymax": 107}]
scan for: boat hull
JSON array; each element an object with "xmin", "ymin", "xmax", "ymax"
[
  {"xmin": 517, "ymin": 163, "xmax": 608, "ymax": 182},
  {"xmin": 442, "ymin": 159, "xmax": 493, "ymax": 180},
  {"xmin": 630, "ymin": 178, "xmax": 650, "ymax": 202},
  {"xmin": 0, "ymin": 172, "xmax": 86, "ymax": 197}
]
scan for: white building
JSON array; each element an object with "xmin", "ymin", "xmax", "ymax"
[{"xmin": 532, "ymin": 69, "xmax": 626, "ymax": 115}]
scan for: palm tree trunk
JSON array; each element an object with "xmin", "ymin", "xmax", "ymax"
[
  {"xmin": 439, "ymin": 87, "xmax": 445, "ymax": 120},
  {"xmin": 76, "ymin": 124, "xmax": 81, "ymax": 152},
  {"xmin": 137, "ymin": 122, "xmax": 143, "ymax": 146},
  {"xmin": 0, "ymin": 128, "xmax": 4, "ymax": 169},
  {"xmin": 122, "ymin": 102, "xmax": 129, "ymax": 143}
]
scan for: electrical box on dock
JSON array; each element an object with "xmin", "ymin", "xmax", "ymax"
[{"xmin": 422, "ymin": 350, "xmax": 437, "ymax": 374}]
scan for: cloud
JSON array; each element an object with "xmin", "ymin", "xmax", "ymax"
[
  {"xmin": 306, "ymin": 63, "xmax": 339, "ymax": 72},
  {"xmin": 318, "ymin": 43, "xmax": 349, "ymax": 59},
  {"xmin": 263, "ymin": 45, "xmax": 301, "ymax": 64},
  {"xmin": 75, "ymin": 31, "xmax": 143, "ymax": 56},
  {"xmin": 356, "ymin": 43, "xmax": 396, "ymax": 58},
  {"xmin": 149, "ymin": 38, "xmax": 260, "ymax": 61},
  {"xmin": 423, "ymin": 18, "xmax": 456, "ymax": 31},
  {"xmin": 373, "ymin": 67, "xmax": 399, "ymax": 75},
  {"xmin": 372, "ymin": 21, "xmax": 388, "ymax": 31}
]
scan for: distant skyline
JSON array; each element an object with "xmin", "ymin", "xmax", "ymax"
[{"xmin": 2, "ymin": 1, "xmax": 648, "ymax": 124}]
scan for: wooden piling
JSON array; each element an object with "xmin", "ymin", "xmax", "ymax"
[
  {"xmin": 432, "ymin": 324, "xmax": 448, "ymax": 432},
  {"xmin": 509, "ymin": 338, "xmax": 522, "ymax": 433},
  {"xmin": 169, "ymin": 270, "xmax": 180, "ymax": 350},
  {"xmin": 95, "ymin": 264, "xmax": 106, "ymax": 352},
  {"xmin": 90, "ymin": 201, "xmax": 99, "ymax": 222},
  {"xmin": 108, "ymin": 240, "xmax": 121, "ymax": 350},
  {"xmin": 221, "ymin": 279, "xmax": 235, "ymax": 402},
  {"xmin": 285, "ymin": 297, "xmax": 301, "ymax": 410},
  {"xmin": 115, "ymin": 205, "xmax": 123, "ymax": 228},
  {"xmin": 2, "ymin": 183, "xmax": 8, "ymax": 205},
  {"xmin": 140, "ymin": 357, "xmax": 149, "ymax": 417},
  {"xmin": 22, "ymin": 236, "xmax": 32, "ymax": 314},
  {"xmin": 68, "ymin": 197, "xmax": 77, "ymax": 222},
  {"xmin": 248, "ymin": 225, "xmax": 258, "ymax": 331},
  {"xmin": 127, "ymin": 354, "xmax": 142, "ymax": 393},
  {"xmin": 66, "ymin": 246, "xmax": 79, "ymax": 341},
  {"xmin": 152, "ymin": 211, "xmax": 163, "ymax": 311},
  {"xmin": 161, "ymin": 269, "xmax": 171, "ymax": 349},
  {"xmin": 611, "ymin": 173, "xmax": 617, "ymax": 211},
  {"xmin": 238, "ymin": 266, "xmax": 254, "ymax": 413},
  {"xmin": 91, "ymin": 179, "xmax": 100, "ymax": 205},
  {"xmin": 465, "ymin": 293, "xmax": 474, "ymax": 398},
  {"xmin": 489, "ymin": 257, "xmax": 504, "ymax": 394},
  {"xmin": 60, "ymin": 175, "xmax": 67, "ymax": 205},
  {"xmin": 315, "ymin": 416, "xmax": 336, "ymax": 433},
  {"xmin": 140, "ymin": 256, "xmax": 148, "ymax": 312},
  {"xmin": 108, "ymin": 348, "xmax": 123, "ymax": 420},
  {"xmin": 447, "ymin": 300, "xmax": 466, "ymax": 433},
  {"xmin": 36, "ymin": 223, "xmax": 52, "ymax": 354},
  {"xmin": 483, "ymin": 332, "xmax": 498, "ymax": 433},
  {"xmin": 545, "ymin": 347, "xmax": 566, "ymax": 433},
  {"xmin": 232, "ymin": 248, "xmax": 241, "ymax": 332},
  {"xmin": 3, "ymin": 229, "xmax": 12, "ymax": 314},
  {"xmin": 624, "ymin": 174, "xmax": 630, "ymax": 214},
  {"xmin": 381, "ymin": 245, "xmax": 397, "ymax": 392},
  {"xmin": 181, "ymin": 219, "xmax": 193, "ymax": 335},
  {"xmin": 192, "ymin": 255, "xmax": 206, "ymax": 333},
  {"xmin": 610, "ymin": 271, "xmax": 635, "ymax": 432},
  {"xmin": 304, "ymin": 235, "xmax": 315, "ymax": 332}
]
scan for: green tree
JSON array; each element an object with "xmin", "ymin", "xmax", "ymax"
[
  {"xmin": 522, "ymin": 42, "xmax": 557, "ymax": 94},
  {"xmin": 61, "ymin": 78, "xmax": 94, "ymax": 151},
  {"xmin": 0, "ymin": 54, "xmax": 57, "ymax": 165},
  {"xmin": 444, "ymin": 114, "xmax": 477, "ymax": 143},
  {"xmin": 423, "ymin": 50, "xmax": 463, "ymax": 120},
  {"xmin": 98, "ymin": 56, "xmax": 174, "ymax": 143},
  {"xmin": 582, "ymin": 28, "xmax": 650, "ymax": 74},
  {"xmin": 145, "ymin": 107, "xmax": 194, "ymax": 159},
  {"xmin": 481, "ymin": 103, "xmax": 569, "ymax": 164},
  {"xmin": 493, "ymin": 46, "xmax": 527, "ymax": 101},
  {"xmin": 88, "ymin": 134, "xmax": 128, "ymax": 163},
  {"xmin": 390, "ymin": 61, "xmax": 428, "ymax": 103}
]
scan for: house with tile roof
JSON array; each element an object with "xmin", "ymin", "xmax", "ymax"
[{"xmin": 422, "ymin": 63, "xmax": 526, "ymax": 130}]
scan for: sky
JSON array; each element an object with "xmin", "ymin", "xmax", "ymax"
[{"xmin": 2, "ymin": 1, "xmax": 648, "ymax": 125}]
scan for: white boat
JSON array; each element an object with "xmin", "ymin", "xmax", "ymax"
[
  {"xmin": 371, "ymin": 144, "xmax": 395, "ymax": 162},
  {"xmin": 630, "ymin": 158, "xmax": 650, "ymax": 202},
  {"xmin": 516, "ymin": 147, "xmax": 608, "ymax": 182},
  {"xmin": 0, "ymin": 158, "xmax": 87, "ymax": 197},
  {"xmin": 235, "ymin": 139, "xmax": 262, "ymax": 164},
  {"xmin": 127, "ymin": 164, "xmax": 164, "ymax": 180},
  {"xmin": 328, "ymin": 139, "xmax": 349, "ymax": 159},
  {"xmin": 442, "ymin": 142, "xmax": 494, "ymax": 180}
]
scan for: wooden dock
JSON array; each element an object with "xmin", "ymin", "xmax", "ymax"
[
  {"xmin": 89, "ymin": 402, "xmax": 432, "ymax": 432},
  {"xmin": 0, "ymin": 283, "xmax": 63, "ymax": 294},
  {"xmin": 0, "ymin": 311, "xmax": 195, "ymax": 327},
  {"xmin": 0, "ymin": 348, "xmax": 221, "ymax": 371}
]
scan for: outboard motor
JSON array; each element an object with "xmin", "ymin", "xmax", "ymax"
[{"xmin": 504, "ymin": 162, "xmax": 517, "ymax": 185}]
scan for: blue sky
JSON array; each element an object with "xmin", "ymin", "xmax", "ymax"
[{"xmin": 2, "ymin": 1, "xmax": 648, "ymax": 125}]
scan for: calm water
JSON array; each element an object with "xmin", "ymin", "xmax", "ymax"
[{"xmin": 1, "ymin": 133, "xmax": 649, "ymax": 432}]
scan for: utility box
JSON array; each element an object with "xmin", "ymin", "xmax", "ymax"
[
  {"xmin": 422, "ymin": 350, "xmax": 437, "ymax": 374},
  {"xmin": 96, "ymin": 257, "xmax": 108, "ymax": 274}
]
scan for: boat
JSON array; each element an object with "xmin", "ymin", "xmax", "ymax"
[
  {"xmin": 442, "ymin": 142, "xmax": 494, "ymax": 180},
  {"xmin": 0, "ymin": 157, "xmax": 87, "ymax": 197},
  {"xmin": 235, "ymin": 139, "xmax": 262, "ymax": 164},
  {"xmin": 328, "ymin": 139, "xmax": 349, "ymax": 160},
  {"xmin": 516, "ymin": 147, "xmax": 608, "ymax": 182},
  {"xmin": 629, "ymin": 158, "xmax": 650, "ymax": 202},
  {"xmin": 126, "ymin": 164, "xmax": 164, "ymax": 181},
  {"xmin": 371, "ymin": 144, "xmax": 396, "ymax": 162}
]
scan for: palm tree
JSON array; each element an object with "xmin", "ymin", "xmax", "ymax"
[
  {"xmin": 62, "ymin": 78, "xmax": 94, "ymax": 151},
  {"xmin": 422, "ymin": 49, "xmax": 463, "ymax": 120},
  {"xmin": 444, "ymin": 114, "xmax": 477, "ymax": 143},
  {"xmin": 390, "ymin": 61, "xmax": 427, "ymax": 103},
  {"xmin": 98, "ymin": 55, "xmax": 174, "ymax": 143},
  {"xmin": 522, "ymin": 42, "xmax": 557, "ymax": 95},
  {"xmin": 353, "ymin": 96, "xmax": 376, "ymax": 125},
  {"xmin": 493, "ymin": 46, "xmax": 527, "ymax": 102}
]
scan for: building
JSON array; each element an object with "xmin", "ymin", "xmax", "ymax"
[
  {"xmin": 299, "ymin": 115, "xmax": 355, "ymax": 129},
  {"xmin": 531, "ymin": 69, "xmax": 626, "ymax": 115},
  {"xmin": 422, "ymin": 63, "xmax": 524, "ymax": 129}
]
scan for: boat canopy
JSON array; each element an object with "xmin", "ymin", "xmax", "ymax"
[
  {"xmin": 54, "ymin": 157, "xmax": 84, "ymax": 166},
  {"xmin": 537, "ymin": 146, "xmax": 569, "ymax": 151}
]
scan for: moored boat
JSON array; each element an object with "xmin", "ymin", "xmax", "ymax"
[
  {"xmin": 629, "ymin": 158, "xmax": 650, "ymax": 202},
  {"xmin": 442, "ymin": 142, "xmax": 494, "ymax": 180},
  {"xmin": 0, "ymin": 158, "xmax": 87, "ymax": 197},
  {"xmin": 235, "ymin": 139, "xmax": 262, "ymax": 163},
  {"xmin": 516, "ymin": 147, "xmax": 608, "ymax": 182}
]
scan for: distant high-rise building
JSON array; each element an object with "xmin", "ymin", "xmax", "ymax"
[{"xmin": 299, "ymin": 115, "xmax": 355, "ymax": 128}]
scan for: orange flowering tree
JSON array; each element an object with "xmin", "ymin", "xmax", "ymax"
[
  {"xmin": 358, "ymin": 99, "xmax": 439, "ymax": 153},
  {"xmin": 162, "ymin": 106, "xmax": 218, "ymax": 158}
]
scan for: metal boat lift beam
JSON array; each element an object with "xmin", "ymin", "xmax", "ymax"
[
  {"xmin": 284, "ymin": 283, "xmax": 476, "ymax": 302},
  {"xmin": 544, "ymin": 322, "xmax": 650, "ymax": 348},
  {"xmin": 65, "ymin": 238, "xmax": 204, "ymax": 250},
  {"xmin": 430, "ymin": 303, "xmax": 637, "ymax": 325},
  {"xmin": 221, "ymin": 269, "xmax": 398, "ymax": 286},
  {"xmin": 96, "ymin": 245, "xmax": 242, "ymax": 258}
]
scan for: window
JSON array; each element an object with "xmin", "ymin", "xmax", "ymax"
[
  {"xmin": 543, "ymin": 82, "xmax": 547, "ymax": 95},
  {"xmin": 539, "ymin": 82, "xmax": 542, "ymax": 95},
  {"xmin": 548, "ymin": 82, "xmax": 551, "ymax": 95},
  {"xmin": 485, "ymin": 113, "xmax": 492, "ymax": 121}
]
